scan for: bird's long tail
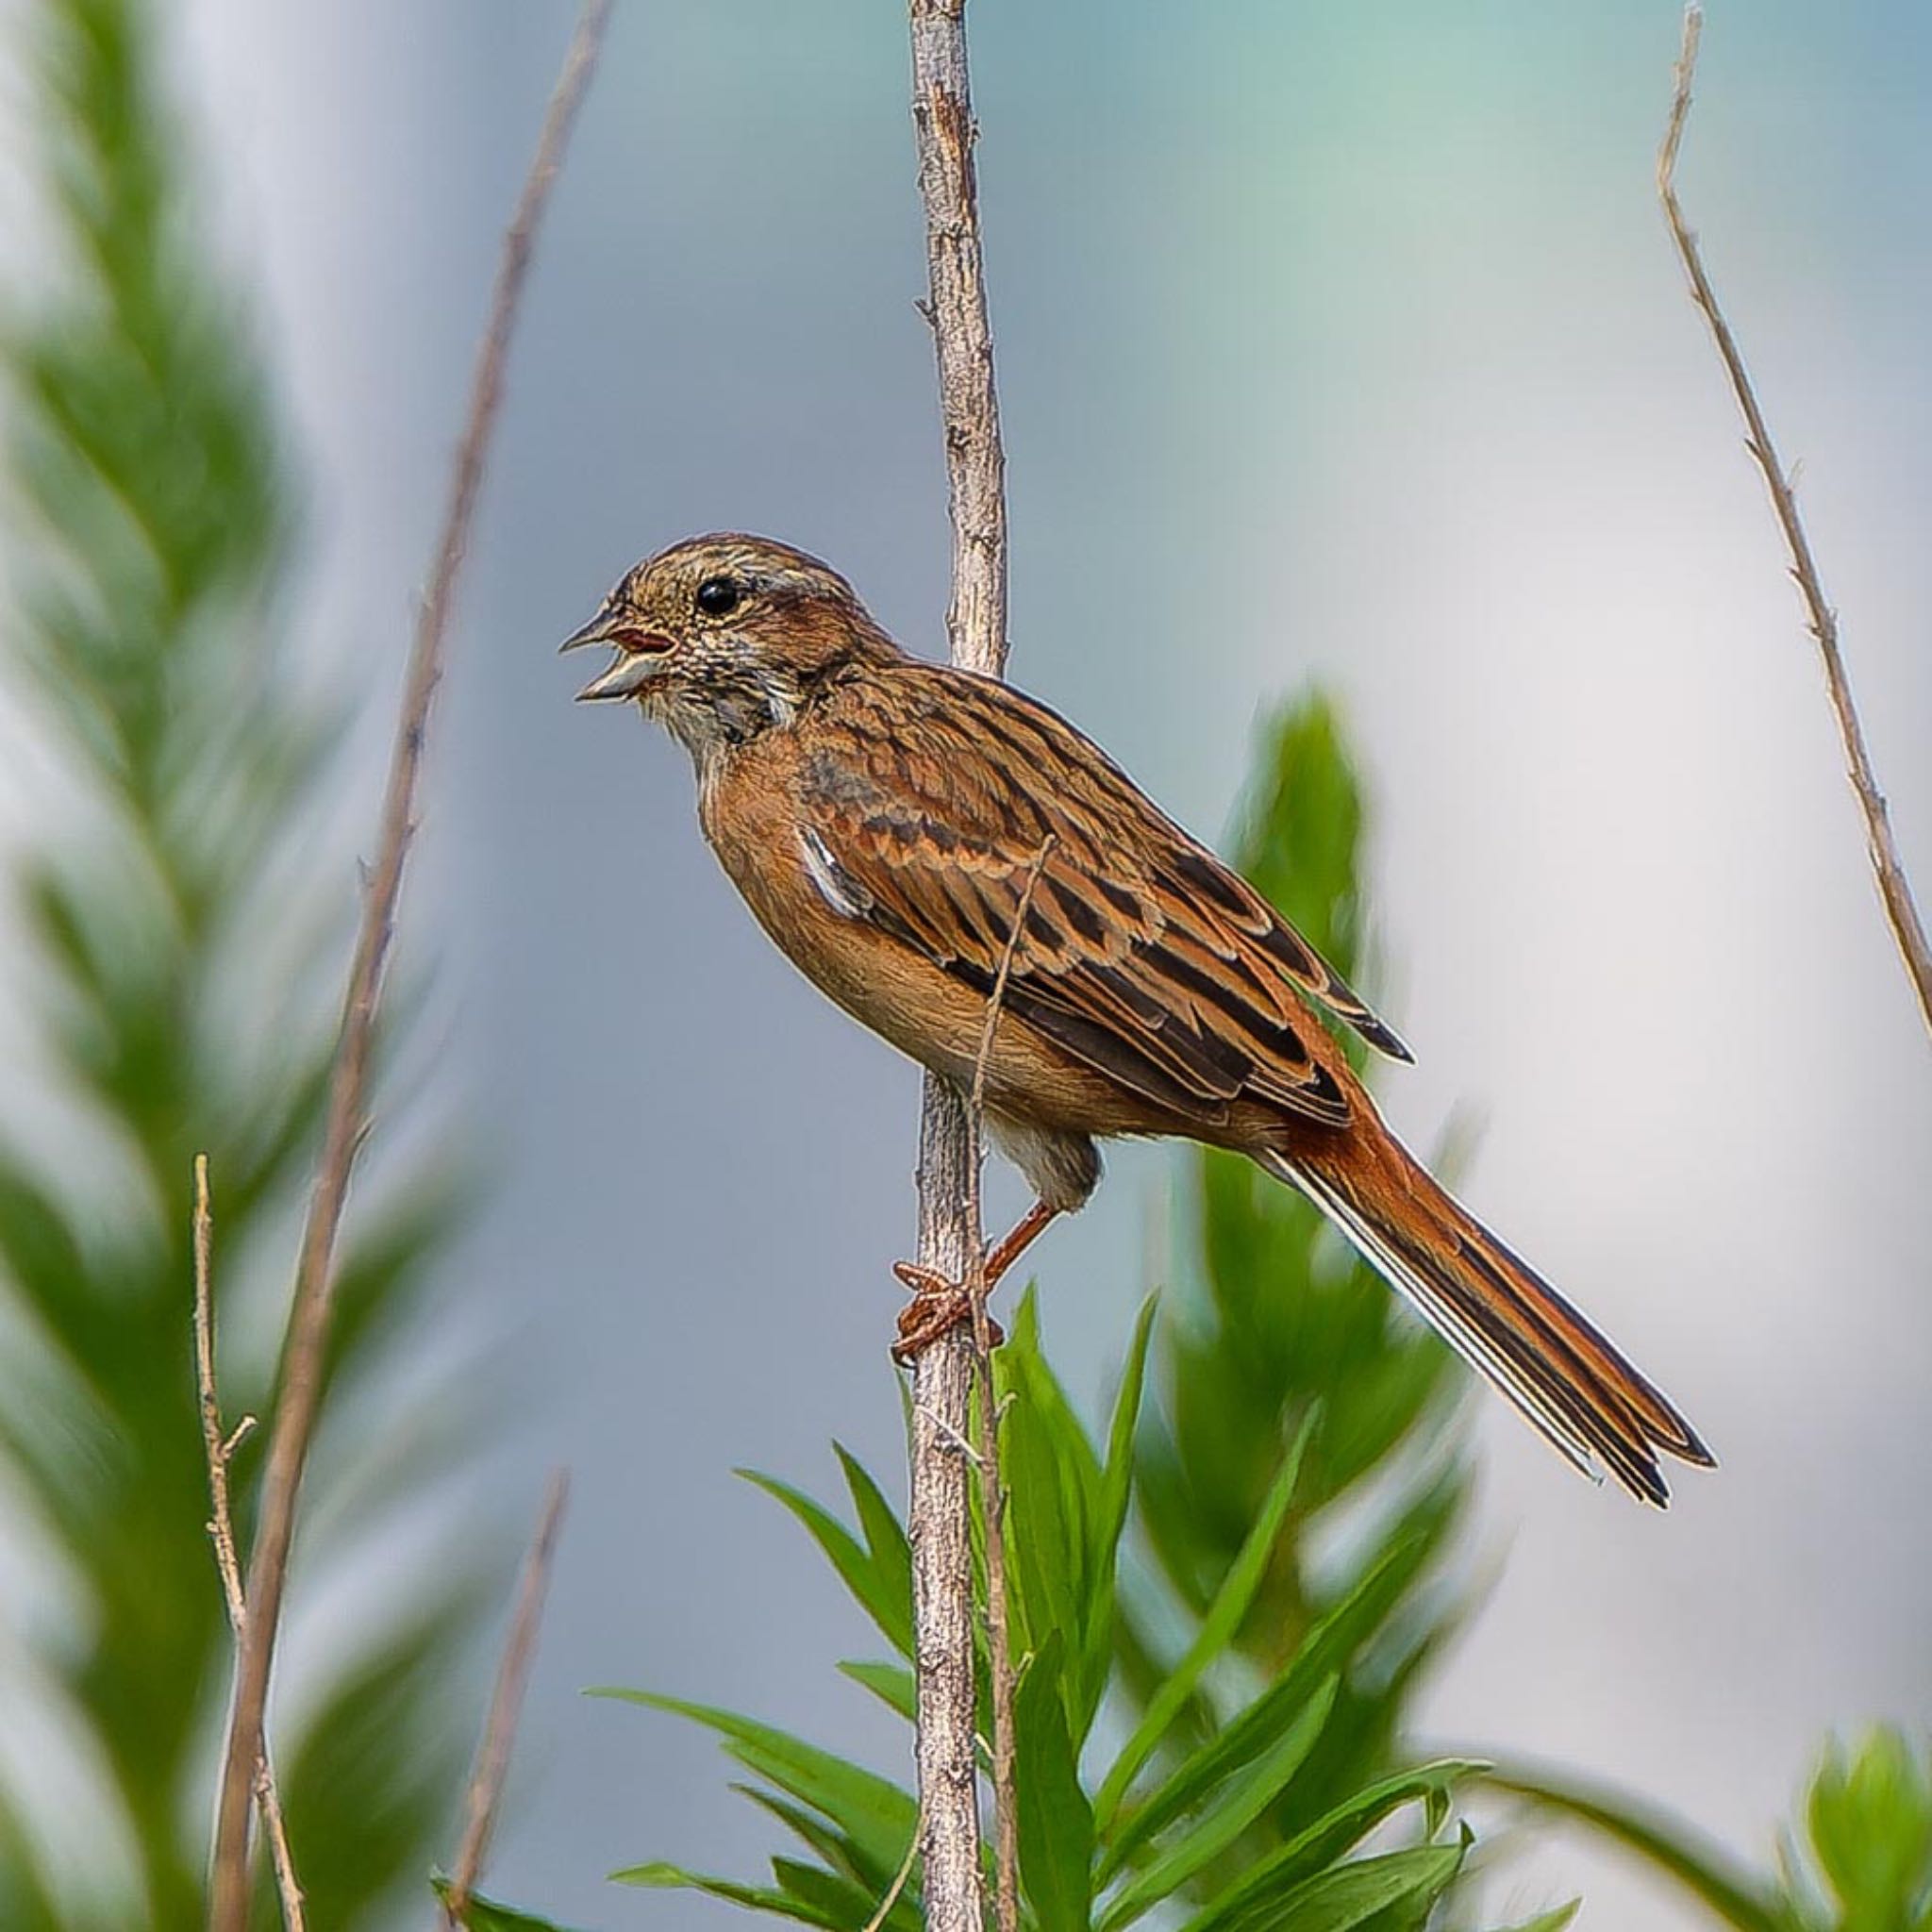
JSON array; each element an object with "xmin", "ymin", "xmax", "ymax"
[{"xmin": 1261, "ymin": 1132, "xmax": 1713, "ymax": 1506}]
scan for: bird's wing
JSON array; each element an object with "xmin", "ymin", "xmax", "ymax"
[{"xmin": 797, "ymin": 662, "xmax": 1405, "ymax": 1129}]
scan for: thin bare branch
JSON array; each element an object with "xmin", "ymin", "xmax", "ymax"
[
  {"xmin": 442, "ymin": 1472, "xmax": 571, "ymax": 1927},
  {"xmin": 1659, "ymin": 5, "xmax": 1932, "ymax": 1038},
  {"xmin": 861, "ymin": 1828, "xmax": 923, "ymax": 1932},
  {"xmin": 906, "ymin": 1, "xmax": 1010, "ymax": 1925},
  {"xmin": 963, "ymin": 837, "xmax": 1054, "ymax": 1932},
  {"xmin": 207, "ymin": 9, "xmax": 614, "ymax": 1924},
  {"xmin": 193, "ymin": 1157, "xmax": 305, "ymax": 1931}
]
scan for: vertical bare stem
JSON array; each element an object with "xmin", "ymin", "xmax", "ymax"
[
  {"xmin": 193, "ymin": 1157, "xmax": 304, "ymax": 1931},
  {"xmin": 207, "ymin": 9, "xmax": 613, "ymax": 1925},
  {"xmin": 906, "ymin": 3, "xmax": 1009, "ymax": 1927},
  {"xmin": 442, "ymin": 1472, "xmax": 571, "ymax": 1927},
  {"xmin": 965, "ymin": 841, "xmax": 1053, "ymax": 1932},
  {"xmin": 1659, "ymin": 5, "xmax": 1932, "ymax": 1039}
]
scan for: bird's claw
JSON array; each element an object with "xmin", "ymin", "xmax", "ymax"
[{"xmin": 891, "ymin": 1261, "xmax": 1005, "ymax": 1364}]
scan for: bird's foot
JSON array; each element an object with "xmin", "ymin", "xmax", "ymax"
[{"xmin": 891, "ymin": 1260, "xmax": 1005, "ymax": 1364}]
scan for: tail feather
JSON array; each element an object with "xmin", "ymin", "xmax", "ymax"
[{"xmin": 1263, "ymin": 1140, "xmax": 1712, "ymax": 1507}]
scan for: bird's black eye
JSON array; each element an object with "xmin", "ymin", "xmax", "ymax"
[{"xmin": 694, "ymin": 575, "xmax": 741, "ymax": 618}]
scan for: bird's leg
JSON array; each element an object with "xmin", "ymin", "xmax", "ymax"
[{"xmin": 891, "ymin": 1199, "xmax": 1060, "ymax": 1363}]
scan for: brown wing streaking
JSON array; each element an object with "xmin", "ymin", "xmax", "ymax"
[{"xmin": 797, "ymin": 661, "xmax": 1402, "ymax": 1129}]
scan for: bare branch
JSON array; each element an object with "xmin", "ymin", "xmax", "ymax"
[
  {"xmin": 1659, "ymin": 5, "xmax": 1932, "ymax": 1037},
  {"xmin": 207, "ymin": 8, "xmax": 614, "ymax": 1924},
  {"xmin": 193, "ymin": 1157, "xmax": 305, "ymax": 1931},
  {"xmin": 442, "ymin": 1472, "xmax": 571, "ymax": 1927},
  {"xmin": 906, "ymin": 0, "xmax": 1011, "ymax": 1925},
  {"xmin": 963, "ymin": 838, "xmax": 1054, "ymax": 1932}
]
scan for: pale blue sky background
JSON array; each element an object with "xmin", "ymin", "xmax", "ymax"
[{"xmin": 47, "ymin": 1, "xmax": 1932, "ymax": 1924}]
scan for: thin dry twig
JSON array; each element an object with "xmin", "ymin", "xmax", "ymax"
[
  {"xmin": 961, "ymin": 837, "xmax": 1054, "ymax": 1932},
  {"xmin": 207, "ymin": 8, "xmax": 614, "ymax": 1924},
  {"xmin": 193, "ymin": 1157, "xmax": 304, "ymax": 1932},
  {"xmin": 860, "ymin": 1829, "xmax": 923, "ymax": 1932},
  {"xmin": 442, "ymin": 1472, "xmax": 571, "ymax": 1927},
  {"xmin": 905, "ymin": 2, "xmax": 1010, "ymax": 1926},
  {"xmin": 1660, "ymin": 5, "xmax": 1932, "ymax": 1038}
]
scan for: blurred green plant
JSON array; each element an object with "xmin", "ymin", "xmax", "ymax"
[
  {"xmin": 1121, "ymin": 695, "xmax": 1476, "ymax": 1885},
  {"xmin": 602, "ymin": 1288, "xmax": 1488, "ymax": 1932},
  {"xmin": 0, "ymin": 0, "xmax": 485, "ymax": 1924},
  {"xmin": 463, "ymin": 698, "xmax": 1574, "ymax": 1932},
  {"xmin": 1492, "ymin": 1727, "xmax": 1932, "ymax": 1932}
]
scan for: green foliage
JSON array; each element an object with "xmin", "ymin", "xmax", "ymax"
[
  {"xmin": 1492, "ymin": 1727, "xmax": 1932, "ymax": 1932},
  {"xmin": 1123, "ymin": 694, "xmax": 1475, "ymax": 1886},
  {"xmin": 594, "ymin": 1289, "xmax": 1480, "ymax": 1930},
  {"xmin": 0, "ymin": 0, "xmax": 483, "ymax": 1923},
  {"xmin": 433, "ymin": 1884, "xmax": 595, "ymax": 1932}
]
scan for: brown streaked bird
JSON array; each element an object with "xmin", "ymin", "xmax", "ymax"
[{"xmin": 563, "ymin": 532, "xmax": 1713, "ymax": 1507}]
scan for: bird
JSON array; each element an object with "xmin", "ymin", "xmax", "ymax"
[{"xmin": 562, "ymin": 532, "xmax": 1712, "ymax": 1506}]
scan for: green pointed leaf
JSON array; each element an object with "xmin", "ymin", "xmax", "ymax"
[
  {"xmin": 1487, "ymin": 1767, "xmax": 1786, "ymax": 1932},
  {"xmin": 1014, "ymin": 1632, "xmax": 1095, "ymax": 1932},
  {"xmin": 1077, "ymin": 1294, "xmax": 1158, "ymax": 1725},
  {"xmin": 736, "ymin": 1785, "xmax": 863, "ymax": 1875},
  {"xmin": 1491, "ymin": 1904, "xmax": 1581, "ymax": 1932},
  {"xmin": 835, "ymin": 1443, "xmax": 915, "ymax": 1649},
  {"xmin": 614, "ymin": 1860, "xmax": 843, "ymax": 1926},
  {"xmin": 1099, "ymin": 1676, "xmax": 1339, "ymax": 1931},
  {"xmin": 838, "ymin": 1659, "xmax": 917, "ymax": 1724},
  {"xmin": 1099, "ymin": 1525, "xmax": 1439, "ymax": 1884},
  {"xmin": 1097, "ymin": 1412, "xmax": 1314, "ymax": 1824},
  {"xmin": 741, "ymin": 1467, "xmax": 913, "ymax": 1658},
  {"xmin": 431, "ymin": 1879, "xmax": 591, "ymax": 1930},
  {"xmin": 1179, "ymin": 1760, "xmax": 1483, "ymax": 1929},
  {"xmin": 733, "ymin": 1788, "xmax": 922, "ymax": 1930},
  {"xmin": 1096, "ymin": 1294, "xmax": 1159, "ymax": 1569},
  {"xmin": 997, "ymin": 1290, "xmax": 1098, "ymax": 1668},
  {"xmin": 1805, "ymin": 1727, "xmax": 1932, "ymax": 1915},
  {"xmin": 773, "ymin": 1856, "xmax": 891, "ymax": 1926},
  {"xmin": 596, "ymin": 1690, "xmax": 917, "ymax": 1876},
  {"xmin": 1185, "ymin": 1840, "xmax": 1465, "ymax": 1932}
]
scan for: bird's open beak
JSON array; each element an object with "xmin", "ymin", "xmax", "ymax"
[
  {"xmin": 574, "ymin": 651, "xmax": 665, "ymax": 703},
  {"xmin": 558, "ymin": 608, "xmax": 616, "ymax": 656},
  {"xmin": 560, "ymin": 608, "xmax": 671, "ymax": 702}
]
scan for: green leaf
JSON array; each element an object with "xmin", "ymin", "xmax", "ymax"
[
  {"xmin": 1096, "ymin": 1294, "xmax": 1159, "ymax": 1567},
  {"xmin": 1014, "ymin": 1632, "xmax": 1095, "ymax": 1932},
  {"xmin": 741, "ymin": 1466, "xmax": 913, "ymax": 1658},
  {"xmin": 431, "ymin": 1879, "xmax": 592, "ymax": 1930},
  {"xmin": 1184, "ymin": 1840, "xmax": 1465, "ymax": 1932},
  {"xmin": 838, "ymin": 1659, "xmax": 918, "ymax": 1724},
  {"xmin": 836, "ymin": 1444, "xmax": 915, "ymax": 1649},
  {"xmin": 1078, "ymin": 1294, "xmax": 1158, "ymax": 1725},
  {"xmin": 1097, "ymin": 1412, "xmax": 1314, "ymax": 1824},
  {"xmin": 1486, "ymin": 1766, "xmax": 1786, "ymax": 1932},
  {"xmin": 1098, "ymin": 1675, "xmax": 1339, "ymax": 1931},
  {"xmin": 596, "ymin": 1690, "xmax": 917, "ymax": 1877},
  {"xmin": 1804, "ymin": 1726, "xmax": 1932, "ymax": 1917},
  {"xmin": 736, "ymin": 1790, "xmax": 921, "ymax": 1929},
  {"xmin": 773, "ymin": 1856, "xmax": 896, "ymax": 1927},
  {"xmin": 1099, "ymin": 1527, "xmax": 1441, "ymax": 1883},
  {"xmin": 1179, "ymin": 1760, "xmax": 1483, "ymax": 1929},
  {"xmin": 614, "ymin": 1861, "xmax": 845, "ymax": 1926},
  {"xmin": 1490, "ymin": 1905, "xmax": 1581, "ymax": 1932},
  {"xmin": 997, "ymin": 1290, "xmax": 1099, "ymax": 1671}
]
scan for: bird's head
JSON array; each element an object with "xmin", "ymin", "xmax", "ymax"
[{"xmin": 562, "ymin": 533, "xmax": 895, "ymax": 762}]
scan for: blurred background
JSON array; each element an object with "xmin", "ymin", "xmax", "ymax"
[{"xmin": 2, "ymin": 0, "xmax": 1929, "ymax": 1925}]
